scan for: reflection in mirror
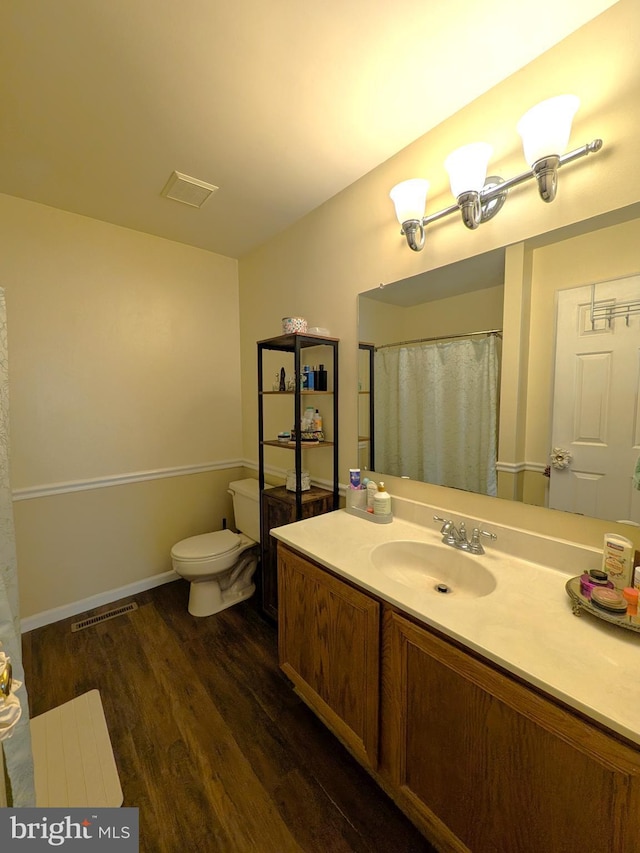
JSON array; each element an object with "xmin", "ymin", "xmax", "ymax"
[
  {"xmin": 548, "ymin": 274, "xmax": 640, "ymax": 524},
  {"xmin": 358, "ymin": 249, "xmax": 505, "ymax": 497},
  {"xmin": 358, "ymin": 210, "xmax": 640, "ymax": 522}
]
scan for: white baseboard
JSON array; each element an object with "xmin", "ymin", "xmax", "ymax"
[{"xmin": 21, "ymin": 570, "xmax": 181, "ymax": 633}]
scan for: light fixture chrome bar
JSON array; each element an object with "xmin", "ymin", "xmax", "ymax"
[{"xmin": 418, "ymin": 139, "xmax": 603, "ymax": 230}]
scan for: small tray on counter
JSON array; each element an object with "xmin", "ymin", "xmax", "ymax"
[{"xmin": 566, "ymin": 576, "xmax": 640, "ymax": 633}]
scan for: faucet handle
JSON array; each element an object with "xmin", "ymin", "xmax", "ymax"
[
  {"xmin": 468, "ymin": 527, "xmax": 497, "ymax": 554},
  {"xmin": 479, "ymin": 528, "xmax": 497, "ymax": 541},
  {"xmin": 433, "ymin": 514, "xmax": 451, "ymax": 534},
  {"xmin": 433, "ymin": 515, "xmax": 459, "ymax": 545}
]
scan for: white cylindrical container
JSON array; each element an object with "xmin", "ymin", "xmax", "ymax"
[
  {"xmin": 602, "ymin": 533, "xmax": 634, "ymax": 591},
  {"xmin": 373, "ymin": 482, "xmax": 391, "ymax": 516},
  {"xmin": 366, "ymin": 480, "xmax": 378, "ymax": 509}
]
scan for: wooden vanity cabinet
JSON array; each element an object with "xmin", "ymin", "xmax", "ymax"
[
  {"xmin": 277, "ymin": 544, "xmax": 380, "ymax": 769},
  {"xmin": 277, "ymin": 544, "xmax": 640, "ymax": 853},
  {"xmin": 382, "ymin": 609, "xmax": 640, "ymax": 853}
]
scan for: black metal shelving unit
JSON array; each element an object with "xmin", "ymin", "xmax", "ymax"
[
  {"xmin": 257, "ymin": 332, "xmax": 339, "ymax": 513},
  {"xmin": 257, "ymin": 332, "xmax": 339, "ymax": 618},
  {"xmin": 358, "ymin": 341, "xmax": 375, "ymax": 471}
]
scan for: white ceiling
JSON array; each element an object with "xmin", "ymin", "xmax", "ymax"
[{"xmin": 0, "ymin": 1, "xmax": 618, "ymax": 259}]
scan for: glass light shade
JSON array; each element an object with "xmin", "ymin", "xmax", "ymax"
[
  {"xmin": 444, "ymin": 142, "xmax": 493, "ymax": 198},
  {"xmin": 517, "ymin": 94, "xmax": 580, "ymax": 165},
  {"xmin": 389, "ymin": 178, "xmax": 429, "ymax": 225}
]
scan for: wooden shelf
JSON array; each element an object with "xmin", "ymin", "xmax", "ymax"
[
  {"xmin": 260, "ymin": 390, "xmax": 333, "ymax": 396},
  {"xmin": 262, "ymin": 440, "xmax": 334, "ymax": 448},
  {"xmin": 257, "ymin": 332, "xmax": 339, "ymax": 350}
]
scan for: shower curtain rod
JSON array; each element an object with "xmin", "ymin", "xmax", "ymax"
[{"xmin": 375, "ymin": 329, "xmax": 502, "ymax": 350}]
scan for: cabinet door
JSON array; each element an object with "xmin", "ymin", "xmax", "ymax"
[
  {"xmin": 278, "ymin": 545, "xmax": 380, "ymax": 769},
  {"xmin": 382, "ymin": 609, "xmax": 640, "ymax": 853}
]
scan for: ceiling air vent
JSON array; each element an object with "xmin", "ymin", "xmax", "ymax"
[{"xmin": 161, "ymin": 171, "xmax": 219, "ymax": 208}]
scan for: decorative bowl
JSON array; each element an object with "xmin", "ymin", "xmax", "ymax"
[{"xmin": 282, "ymin": 317, "xmax": 307, "ymax": 334}]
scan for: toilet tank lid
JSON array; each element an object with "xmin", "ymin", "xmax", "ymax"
[
  {"xmin": 228, "ymin": 478, "xmax": 263, "ymax": 500},
  {"xmin": 171, "ymin": 529, "xmax": 241, "ymax": 561}
]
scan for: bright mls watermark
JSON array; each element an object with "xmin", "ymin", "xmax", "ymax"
[{"xmin": 0, "ymin": 809, "xmax": 138, "ymax": 851}]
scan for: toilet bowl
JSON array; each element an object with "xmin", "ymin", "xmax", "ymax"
[{"xmin": 171, "ymin": 478, "xmax": 261, "ymax": 617}]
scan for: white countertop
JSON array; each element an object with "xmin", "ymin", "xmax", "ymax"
[{"xmin": 271, "ymin": 506, "xmax": 640, "ymax": 747}]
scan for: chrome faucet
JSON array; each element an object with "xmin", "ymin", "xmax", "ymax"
[{"xmin": 433, "ymin": 515, "xmax": 496, "ymax": 554}]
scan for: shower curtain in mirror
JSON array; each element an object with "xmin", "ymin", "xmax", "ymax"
[
  {"xmin": 0, "ymin": 289, "xmax": 35, "ymax": 805},
  {"xmin": 375, "ymin": 335, "xmax": 498, "ymax": 496}
]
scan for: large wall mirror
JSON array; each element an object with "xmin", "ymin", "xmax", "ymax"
[{"xmin": 357, "ymin": 207, "xmax": 640, "ymax": 524}]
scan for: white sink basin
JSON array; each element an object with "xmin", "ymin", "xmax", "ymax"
[{"xmin": 370, "ymin": 540, "xmax": 496, "ymax": 599}]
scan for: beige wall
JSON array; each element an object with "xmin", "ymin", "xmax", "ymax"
[
  {"xmin": 239, "ymin": 0, "xmax": 640, "ymax": 552},
  {"xmin": 1, "ymin": 195, "xmax": 243, "ymax": 617}
]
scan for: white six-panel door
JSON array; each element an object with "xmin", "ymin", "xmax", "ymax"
[{"xmin": 549, "ymin": 276, "xmax": 640, "ymax": 523}]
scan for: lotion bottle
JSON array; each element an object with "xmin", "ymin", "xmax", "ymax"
[
  {"xmin": 602, "ymin": 533, "xmax": 634, "ymax": 591},
  {"xmin": 373, "ymin": 481, "xmax": 391, "ymax": 516}
]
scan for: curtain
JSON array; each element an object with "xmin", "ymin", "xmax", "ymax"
[
  {"xmin": 0, "ymin": 289, "xmax": 35, "ymax": 805},
  {"xmin": 375, "ymin": 335, "xmax": 498, "ymax": 496}
]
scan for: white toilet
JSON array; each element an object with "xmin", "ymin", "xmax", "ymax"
[{"xmin": 171, "ymin": 478, "xmax": 261, "ymax": 617}]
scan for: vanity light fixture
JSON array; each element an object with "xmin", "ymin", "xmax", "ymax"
[{"xmin": 390, "ymin": 95, "xmax": 603, "ymax": 252}]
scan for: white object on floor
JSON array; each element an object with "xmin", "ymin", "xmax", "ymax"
[{"xmin": 30, "ymin": 689, "xmax": 123, "ymax": 807}]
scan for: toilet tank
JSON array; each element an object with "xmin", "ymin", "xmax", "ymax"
[{"xmin": 228, "ymin": 478, "xmax": 262, "ymax": 542}]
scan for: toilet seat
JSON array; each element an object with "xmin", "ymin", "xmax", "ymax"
[{"xmin": 171, "ymin": 529, "xmax": 241, "ymax": 562}]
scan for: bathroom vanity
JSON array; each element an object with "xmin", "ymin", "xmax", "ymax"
[{"xmin": 273, "ymin": 506, "xmax": 640, "ymax": 853}]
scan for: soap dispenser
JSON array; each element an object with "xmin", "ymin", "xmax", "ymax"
[{"xmin": 373, "ymin": 481, "xmax": 391, "ymax": 516}]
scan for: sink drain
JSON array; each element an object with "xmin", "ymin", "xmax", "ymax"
[{"xmin": 435, "ymin": 583, "xmax": 452, "ymax": 594}]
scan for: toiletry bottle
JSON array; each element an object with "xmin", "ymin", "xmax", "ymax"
[
  {"xmin": 634, "ymin": 565, "xmax": 640, "ymax": 593},
  {"xmin": 366, "ymin": 479, "xmax": 378, "ymax": 509},
  {"xmin": 313, "ymin": 409, "xmax": 322, "ymax": 431},
  {"xmin": 318, "ymin": 364, "xmax": 327, "ymax": 391},
  {"xmin": 602, "ymin": 533, "xmax": 634, "ymax": 590},
  {"xmin": 349, "ymin": 468, "xmax": 361, "ymax": 489},
  {"xmin": 373, "ymin": 481, "xmax": 391, "ymax": 516}
]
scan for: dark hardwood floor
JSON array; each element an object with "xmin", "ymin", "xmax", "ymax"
[{"xmin": 22, "ymin": 580, "xmax": 435, "ymax": 853}]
